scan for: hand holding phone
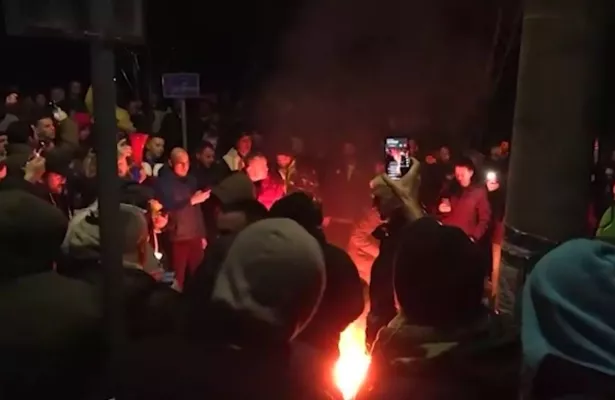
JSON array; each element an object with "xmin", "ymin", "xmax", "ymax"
[{"xmin": 385, "ymin": 137, "xmax": 411, "ymax": 180}]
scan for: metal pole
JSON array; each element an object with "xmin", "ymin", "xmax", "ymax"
[
  {"xmin": 181, "ymin": 98, "xmax": 188, "ymax": 149},
  {"xmin": 89, "ymin": 0, "xmax": 124, "ymax": 349},
  {"xmin": 496, "ymin": 0, "xmax": 609, "ymax": 316}
]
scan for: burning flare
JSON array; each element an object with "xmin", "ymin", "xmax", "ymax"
[{"xmin": 334, "ymin": 321, "xmax": 371, "ymax": 400}]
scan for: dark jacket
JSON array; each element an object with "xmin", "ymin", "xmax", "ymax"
[
  {"xmin": 154, "ymin": 166, "xmax": 206, "ymax": 242},
  {"xmin": 359, "ymin": 312, "xmax": 520, "ymax": 400},
  {"xmin": 59, "ymin": 259, "xmax": 181, "ymax": 340},
  {"xmin": 0, "ymin": 270, "xmax": 104, "ymax": 400},
  {"xmin": 110, "ymin": 337, "xmax": 334, "ymax": 400},
  {"xmin": 0, "ymin": 175, "xmax": 49, "ymax": 199},
  {"xmin": 527, "ymin": 355, "xmax": 615, "ymax": 400},
  {"xmin": 442, "ymin": 184, "xmax": 491, "ymax": 241},
  {"xmin": 297, "ymin": 240, "xmax": 364, "ymax": 357},
  {"xmin": 367, "ymin": 215, "xmax": 407, "ymax": 346}
]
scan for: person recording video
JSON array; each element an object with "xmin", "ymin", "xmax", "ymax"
[{"xmin": 438, "ymin": 157, "xmax": 491, "ymax": 242}]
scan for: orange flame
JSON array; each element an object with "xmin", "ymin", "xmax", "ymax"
[{"xmin": 334, "ymin": 321, "xmax": 371, "ymax": 400}]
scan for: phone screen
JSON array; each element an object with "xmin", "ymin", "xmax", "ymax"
[{"xmin": 385, "ymin": 137, "xmax": 411, "ymax": 180}]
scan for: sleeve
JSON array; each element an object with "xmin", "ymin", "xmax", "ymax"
[{"xmin": 472, "ymin": 188, "xmax": 492, "ymax": 241}]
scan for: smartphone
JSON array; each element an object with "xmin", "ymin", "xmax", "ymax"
[
  {"xmin": 486, "ymin": 170, "xmax": 498, "ymax": 183},
  {"xmin": 385, "ymin": 137, "xmax": 411, "ymax": 180}
]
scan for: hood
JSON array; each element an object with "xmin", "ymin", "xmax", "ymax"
[
  {"xmin": 0, "ymin": 190, "xmax": 68, "ymax": 281},
  {"xmin": 211, "ymin": 218, "xmax": 326, "ymax": 343},
  {"xmin": 211, "ymin": 172, "xmax": 256, "ymax": 206},
  {"xmin": 522, "ymin": 238, "xmax": 615, "ymax": 376},
  {"xmin": 268, "ymin": 191, "xmax": 325, "ymax": 244},
  {"xmin": 62, "ymin": 203, "xmax": 159, "ymax": 273}
]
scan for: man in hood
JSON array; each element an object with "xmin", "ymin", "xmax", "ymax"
[
  {"xmin": 361, "ymin": 217, "xmax": 519, "ymax": 400},
  {"xmin": 60, "ymin": 203, "xmax": 180, "ymax": 339},
  {"xmin": 0, "ymin": 191, "xmax": 104, "ymax": 399},
  {"xmin": 522, "ymin": 238, "xmax": 615, "ymax": 399},
  {"xmin": 114, "ymin": 218, "xmax": 330, "ymax": 400},
  {"xmin": 269, "ymin": 193, "xmax": 364, "ymax": 357},
  {"xmin": 366, "ymin": 157, "xmax": 424, "ymax": 345}
]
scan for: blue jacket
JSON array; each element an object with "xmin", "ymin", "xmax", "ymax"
[{"xmin": 154, "ymin": 166, "xmax": 205, "ymax": 242}]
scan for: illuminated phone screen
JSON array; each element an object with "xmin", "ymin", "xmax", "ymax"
[{"xmin": 385, "ymin": 137, "xmax": 410, "ymax": 180}]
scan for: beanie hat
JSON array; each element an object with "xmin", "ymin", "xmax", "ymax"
[
  {"xmin": 211, "ymin": 218, "xmax": 326, "ymax": 342},
  {"xmin": 394, "ymin": 217, "xmax": 487, "ymax": 326},
  {"xmin": 211, "ymin": 172, "xmax": 256, "ymax": 206}
]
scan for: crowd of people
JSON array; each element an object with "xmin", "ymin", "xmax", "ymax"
[{"xmin": 0, "ymin": 81, "xmax": 613, "ymax": 400}]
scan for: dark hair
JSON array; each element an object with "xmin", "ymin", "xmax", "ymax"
[
  {"xmin": 195, "ymin": 141, "xmax": 215, "ymax": 154},
  {"xmin": 147, "ymin": 133, "xmax": 165, "ymax": 141},
  {"xmin": 31, "ymin": 108, "xmax": 54, "ymax": 126},
  {"xmin": 454, "ymin": 156, "xmax": 476, "ymax": 172}
]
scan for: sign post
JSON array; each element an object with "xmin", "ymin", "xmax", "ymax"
[{"xmin": 162, "ymin": 73, "xmax": 200, "ymax": 149}]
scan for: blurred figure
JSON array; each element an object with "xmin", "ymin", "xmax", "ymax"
[
  {"xmin": 367, "ymin": 160, "xmax": 423, "ymax": 345},
  {"xmin": 115, "ymin": 219, "xmax": 330, "ymax": 400},
  {"xmin": 0, "ymin": 159, "xmax": 6, "ymax": 181},
  {"xmin": 323, "ymin": 141, "xmax": 370, "ymax": 248},
  {"xmin": 270, "ymin": 193, "xmax": 364, "ymax": 360},
  {"xmin": 361, "ymin": 217, "xmax": 519, "ymax": 400},
  {"xmin": 209, "ymin": 172, "xmax": 264, "ymax": 237},
  {"xmin": 155, "ymin": 148, "xmax": 208, "ymax": 288},
  {"xmin": 0, "ymin": 89, "xmax": 20, "ymax": 133},
  {"xmin": 0, "ymin": 191, "xmax": 104, "ymax": 400},
  {"xmin": 50, "ymin": 87, "xmax": 65, "ymax": 105},
  {"xmin": 34, "ymin": 93, "xmax": 47, "ymax": 108},
  {"xmin": 181, "ymin": 172, "xmax": 266, "ymax": 338},
  {"xmin": 148, "ymin": 199, "xmax": 172, "ymax": 274},
  {"xmin": 522, "ymin": 239, "xmax": 615, "ymax": 399},
  {"xmin": 66, "ymin": 81, "xmax": 87, "ymax": 113},
  {"xmin": 439, "ymin": 157, "xmax": 491, "ymax": 243},
  {"xmin": 346, "ymin": 208, "xmax": 382, "ymax": 284},
  {"xmin": 61, "ymin": 203, "xmax": 180, "ymax": 339},
  {"xmin": 222, "ymin": 131, "xmax": 252, "ymax": 172},
  {"xmin": 40, "ymin": 153, "xmax": 72, "ymax": 218},
  {"xmin": 245, "ymin": 152, "xmax": 284, "ymax": 210},
  {"xmin": 143, "ymin": 134, "xmax": 166, "ymax": 177},
  {"xmin": 274, "ymin": 143, "xmax": 320, "ymax": 200}
]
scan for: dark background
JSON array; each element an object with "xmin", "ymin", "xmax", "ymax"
[{"xmin": 0, "ymin": 0, "xmax": 522, "ymax": 150}]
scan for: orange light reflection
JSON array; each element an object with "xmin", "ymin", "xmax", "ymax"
[{"xmin": 333, "ymin": 320, "xmax": 371, "ymax": 400}]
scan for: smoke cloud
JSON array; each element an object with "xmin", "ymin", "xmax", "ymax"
[{"xmin": 257, "ymin": 0, "xmax": 500, "ymax": 152}]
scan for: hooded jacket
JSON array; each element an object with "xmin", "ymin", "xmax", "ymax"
[
  {"xmin": 0, "ymin": 191, "xmax": 104, "ymax": 399},
  {"xmin": 269, "ymin": 193, "xmax": 364, "ymax": 356},
  {"xmin": 112, "ymin": 218, "xmax": 331, "ymax": 400},
  {"xmin": 210, "ymin": 218, "xmax": 326, "ymax": 343},
  {"xmin": 60, "ymin": 203, "xmax": 180, "ymax": 339},
  {"xmin": 523, "ymin": 239, "xmax": 615, "ymax": 398}
]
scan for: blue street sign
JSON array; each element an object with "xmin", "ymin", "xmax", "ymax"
[{"xmin": 162, "ymin": 73, "xmax": 200, "ymax": 99}]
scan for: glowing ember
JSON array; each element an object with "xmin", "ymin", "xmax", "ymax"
[{"xmin": 334, "ymin": 321, "xmax": 371, "ymax": 400}]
